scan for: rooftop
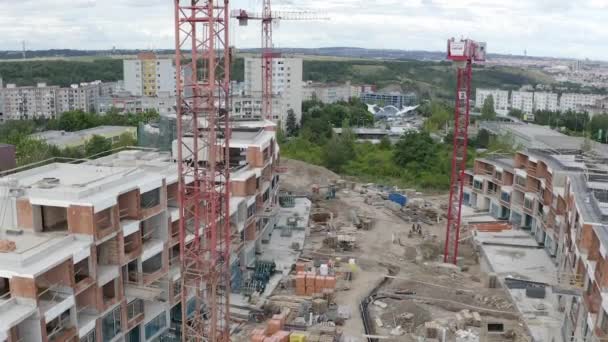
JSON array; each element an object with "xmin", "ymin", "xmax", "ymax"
[
  {"xmin": 31, "ymin": 126, "xmax": 136, "ymax": 148},
  {"xmin": 474, "ymin": 230, "xmax": 563, "ymax": 342},
  {"xmin": 1, "ymin": 151, "xmax": 175, "ymax": 213}
]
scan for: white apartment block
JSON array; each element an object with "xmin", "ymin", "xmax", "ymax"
[
  {"xmin": 0, "ymin": 83, "xmax": 59, "ymax": 120},
  {"xmin": 533, "ymin": 92, "xmax": 559, "ymax": 112},
  {"xmin": 559, "ymin": 93, "xmax": 603, "ymax": 112},
  {"xmin": 511, "ymin": 91, "xmax": 535, "ymax": 114},
  {"xmin": 475, "ymin": 88, "xmax": 509, "ymax": 114},
  {"xmin": 97, "ymin": 92, "xmax": 176, "ymax": 117},
  {"xmin": 123, "ymin": 53, "xmax": 176, "ymax": 97},
  {"xmin": 244, "ymin": 57, "xmax": 303, "ymax": 126},
  {"xmin": 0, "ymin": 82, "xmax": 116, "ymax": 122},
  {"xmin": 57, "ymin": 81, "xmax": 116, "ymax": 114},
  {"xmin": 303, "ymin": 81, "xmax": 359, "ymax": 104}
]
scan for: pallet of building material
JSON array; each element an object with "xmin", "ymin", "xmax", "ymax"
[{"xmin": 312, "ymin": 298, "xmax": 328, "ymax": 314}]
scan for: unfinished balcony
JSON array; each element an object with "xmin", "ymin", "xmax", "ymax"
[
  {"xmin": 94, "ymin": 206, "xmax": 119, "ymax": 241},
  {"xmin": 141, "ymin": 252, "xmax": 166, "ymax": 286},
  {"xmin": 45, "ymin": 309, "xmax": 77, "ymax": 342},
  {"xmin": 100, "ymin": 278, "xmax": 122, "ymax": 312},
  {"xmin": 118, "ymin": 189, "xmax": 141, "ymax": 222},
  {"xmin": 74, "ymin": 256, "xmax": 95, "ymax": 294},
  {"xmin": 140, "ymin": 187, "xmax": 165, "ymax": 220},
  {"xmin": 34, "ymin": 205, "xmax": 69, "ymax": 233},
  {"xmin": 75, "ymin": 285, "xmax": 100, "ymax": 335},
  {"xmin": 35, "ymin": 260, "xmax": 76, "ymax": 321},
  {"xmin": 166, "ymin": 182, "xmax": 178, "ymax": 208},
  {"xmin": 122, "ymin": 230, "xmax": 143, "ymax": 263}
]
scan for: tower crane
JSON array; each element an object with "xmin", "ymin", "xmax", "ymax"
[
  {"xmin": 444, "ymin": 38, "xmax": 486, "ymax": 265},
  {"xmin": 231, "ymin": 2, "xmax": 328, "ymax": 120},
  {"xmin": 173, "ymin": 0, "xmax": 232, "ymax": 341}
]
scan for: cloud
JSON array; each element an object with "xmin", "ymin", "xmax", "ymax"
[{"xmin": 0, "ymin": 0, "xmax": 606, "ymax": 60}]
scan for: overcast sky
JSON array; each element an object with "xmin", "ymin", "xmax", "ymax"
[{"xmin": 1, "ymin": 0, "xmax": 607, "ymax": 60}]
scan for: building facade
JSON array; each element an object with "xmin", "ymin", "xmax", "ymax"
[
  {"xmin": 560, "ymin": 93, "xmax": 604, "ymax": 112},
  {"xmin": 464, "ymin": 147, "xmax": 608, "ymax": 342},
  {"xmin": 97, "ymin": 93, "xmax": 176, "ymax": 117},
  {"xmin": 511, "ymin": 91, "xmax": 535, "ymax": 114},
  {"xmin": 360, "ymin": 91, "xmax": 417, "ymax": 108},
  {"xmin": 475, "ymin": 88, "xmax": 509, "ymax": 114},
  {"xmin": 302, "ymin": 81, "xmax": 360, "ymax": 104},
  {"xmin": 0, "ymin": 82, "xmax": 117, "ymax": 122},
  {"xmin": 123, "ymin": 53, "xmax": 176, "ymax": 97},
  {"xmin": 0, "ymin": 120, "xmax": 281, "ymax": 342},
  {"xmin": 533, "ymin": 91, "xmax": 559, "ymax": 112},
  {"xmin": 243, "ymin": 57, "xmax": 303, "ymax": 125}
]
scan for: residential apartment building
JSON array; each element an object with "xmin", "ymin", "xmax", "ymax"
[
  {"xmin": 463, "ymin": 143, "xmax": 608, "ymax": 342},
  {"xmin": 302, "ymin": 81, "xmax": 360, "ymax": 104},
  {"xmin": 97, "ymin": 92, "xmax": 176, "ymax": 116},
  {"xmin": 243, "ymin": 57, "xmax": 303, "ymax": 125},
  {"xmin": 0, "ymin": 83, "xmax": 59, "ymax": 120},
  {"xmin": 0, "ymin": 120, "xmax": 281, "ymax": 342},
  {"xmin": 475, "ymin": 88, "xmax": 509, "ymax": 114},
  {"xmin": 560, "ymin": 93, "xmax": 604, "ymax": 112},
  {"xmin": 57, "ymin": 82, "xmax": 116, "ymax": 114},
  {"xmin": 511, "ymin": 91, "xmax": 535, "ymax": 114},
  {"xmin": 123, "ymin": 53, "xmax": 176, "ymax": 97},
  {"xmin": 360, "ymin": 91, "xmax": 417, "ymax": 108},
  {"xmin": 0, "ymin": 82, "xmax": 117, "ymax": 122},
  {"xmin": 533, "ymin": 91, "xmax": 559, "ymax": 112}
]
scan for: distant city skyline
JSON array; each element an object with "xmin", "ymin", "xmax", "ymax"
[{"xmin": 1, "ymin": 0, "xmax": 608, "ymax": 60}]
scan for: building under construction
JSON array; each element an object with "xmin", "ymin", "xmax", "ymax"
[{"xmin": 0, "ymin": 120, "xmax": 280, "ymax": 342}]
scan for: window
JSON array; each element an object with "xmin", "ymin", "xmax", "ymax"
[
  {"xmin": 80, "ymin": 329, "xmax": 96, "ymax": 342},
  {"xmin": 127, "ymin": 299, "xmax": 144, "ymax": 320},
  {"xmin": 145, "ymin": 313, "xmax": 167, "ymax": 339},
  {"xmin": 495, "ymin": 171, "xmax": 502, "ymax": 181},
  {"xmin": 473, "ymin": 180, "xmax": 483, "ymax": 190},
  {"xmin": 125, "ymin": 327, "xmax": 140, "ymax": 342},
  {"xmin": 102, "ymin": 307, "xmax": 121, "ymax": 342},
  {"xmin": 501, "ymin": 192, "xmax": 511, "ymax": 203},
  {"xmin": 524, "ymin": 197, "xmax": 534, "ymax": 210}
]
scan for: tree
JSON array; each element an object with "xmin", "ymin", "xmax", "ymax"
[
  {"xmin": 508, "ymin": 109, "xmax": 524, "ymax": 120},
  {"xmin": 378, "ymin": 136, "xmax": 392, "ymax": 150},
  {"xmin": 590, "ymin": 114, "xmax": 608, "ymax": 142},
  {"xmin": 323, "ymin": 121, "xmax": 356, "ymax": 173},
  {"xmin": 424, "ymin": 101, "xmax": 451, "ymax": 132},
  {"xmin": 285, "ymin": 109, "xmax": 299, "ymax": 136},
  {"xmin": 481, "ymin": 95, "xmax": 496, "ymax": 120},
  {"xmin": 85, "ymin": 135, "xmax": 112, "ymax": 157},
  {"xmin": 113, "ymin": 132, "xmax": 137, "ymax": 148},
  {"xmin": 393, "ymin": 131, "xmax": 438, "ymax": 168},
  {"xmin": 476, "ymin": 129, "xmax": 491, "ymax": 148}
]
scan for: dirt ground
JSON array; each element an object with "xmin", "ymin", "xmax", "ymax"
[{"xmin": 277, "ymin": 158, "xmax": 528, "ymax": 342}]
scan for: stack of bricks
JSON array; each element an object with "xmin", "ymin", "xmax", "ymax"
[
  {"xmin": 295, "ymin": 271, "xmax": 336, "ymax": 297},
  {"xmin": 294, "ymin": 262, "xmax": 336, "ymax": 297},
  {"xmin": 250, "ymin": 313, "xmax": 291, "ymax": 342}
]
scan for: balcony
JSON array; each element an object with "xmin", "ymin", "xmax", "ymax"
[
  {"xmin": 37, "ymin": 285, "xmax": 75, "ymax": 320},
  {"xmin": 126, "ymin": 299, "xmax": 144, "ymax": 329},
  {"xmin": 95, "ymin": 207, "xmax": 118, "ymax": 241}
]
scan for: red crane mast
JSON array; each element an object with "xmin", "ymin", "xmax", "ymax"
[
  {"xmin": 174, "ymin": 0, "xmax": 232, "ymax": 341},
  {"xmin": 444, "ymin": 38, "xmax": 486, "ymax": 264}
]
